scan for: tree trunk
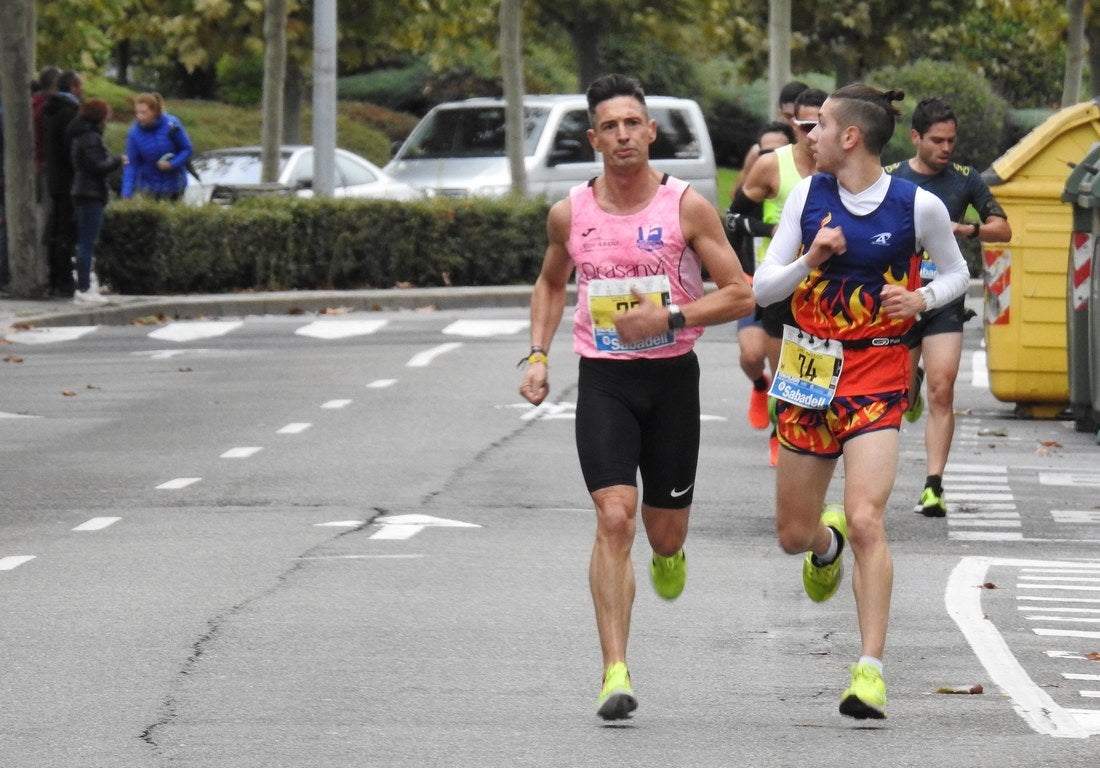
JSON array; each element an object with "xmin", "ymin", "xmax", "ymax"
[
  {"xmin": 116, "ymin": 39, "xmax": 131, "ymax": 85},
  {"xmin": 768, "ymin": 0, "xmax": 792, "ymax": 115},
  {"xmin": 1, "ymin": 0, "xmax": 47, "ymax": 297},
  {"xmin": 261, "ymin": 0, "xmax": 289, "ymax": 183},
  {"xmin": 571, "ymin": 23, "xmax": 601, "ymax": 92},
  {"xmin": 283, "ymin": 59, "xmax": 302, "ymax": 144},
  {"xmin": 1063, "ymin": 0, "xmax": 1086, "ymax": 106},
  {"xmin": 500, "ymin": 0, "xmax": 527, "ymax": 197},
  {"xmin": 1088, "ymin": 2, "xmax": 1100, "ymax": 99}
]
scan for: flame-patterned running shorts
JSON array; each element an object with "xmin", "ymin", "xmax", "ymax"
[{"xmin": 775, "ymin": 390, "xmax": 908, "ymax": 459}]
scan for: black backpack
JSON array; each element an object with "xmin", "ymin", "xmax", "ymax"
[{"xmin": 167, "ymin": 121, "xmax": 201, "ymax": 182}]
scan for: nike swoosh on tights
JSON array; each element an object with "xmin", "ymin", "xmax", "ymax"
[{"xmin": 670, "ymin": 484, "xmax": 694, "ymax": 498}]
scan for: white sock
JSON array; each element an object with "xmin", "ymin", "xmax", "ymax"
[
  {"xmin": 814, "ymin": 528, "xmax": 839, "ymax": 565},
  {"xmin": 858, "ymin": 656, "xmax": 883, "ymax": 673}
]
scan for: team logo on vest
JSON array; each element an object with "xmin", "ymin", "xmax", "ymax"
[
  {"xmin": 871, "ymin": 232, "xmax": 893, "ymax": 246},
  {"xmin": 636, "ymin": 225, "xmax": 665, "ymax": 252}
]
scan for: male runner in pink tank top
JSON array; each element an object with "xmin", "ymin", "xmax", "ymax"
[{"xmin": 519, "ymin": 73, "xmax": 753, "ymax": 721}]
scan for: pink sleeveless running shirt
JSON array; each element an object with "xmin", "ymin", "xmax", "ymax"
[{"xmin": 568, "ymin": 174, "xmax": 705, "ymax": 359}]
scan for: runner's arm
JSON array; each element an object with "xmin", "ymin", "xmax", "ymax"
[
  {"xmin": 521, "ymin": 200, "xmax": 573, "ymax": 405},
  {"xmin": 915, "ymin": 189, "xmax": 970, "ymax": 311}
]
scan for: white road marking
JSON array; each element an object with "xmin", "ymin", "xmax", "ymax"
[
  {"xmin": 1053, "ymin": 510, "xmax": 1100, "ymax": 524},
  {"xmin": 148, "ymin": 321, "xmax": 243, "ymax": 342},
  {"xmin": 314, "ymin": 521, "xmax": 364, "ymax": 527},
  {"xmin": 321, "ymin": 399, "xmax": 352, "ymax": 409},
  {"xmin": 971, "ymin": 350, "xmax": 989, "ymax": 388},
  {"xmin": 221, "ymin": 447, "xmax": 263, "ymax": 458},
  {"xmin": 1040, "ymin": 473, "xmax": 1100, "ymax": 487},
  {"xmin": 3, "ymin": 326, "xmax": 97, "ymax": 344},
  {"xmin": 0, "ymin": 411, "xmax": 37, "ymax": 419},
  {"xmin": 294, "ymin": 319, "xmax": 387, "ymax": 339},
  {"xmin": 946, "ymin": 556, "xmax": 1097, "ymax": 738},
  {"xmin": 406, "ymin": 342, "xmax": 462, "ymax": 367},
  {"xmin": 367, "ymin": 379, "xmax": 397, "ymax": 389},
  {"xmin": 157, "ymin": 477, "xmax": 201, "ymax": 490},
  {"xmin": 0, "ymin": 556, "xmax": 35, "ymax": 571},
  {"xmin": 369, "ymin": 514, "xmax": 481, "ymax": 540},
  {"xmin": 72, "ymin": 517, "xmax": 121, "ymax": 532},
  {"xmin": 277, "ymin": 422, "xmax": 311, "ymax": 434},
  {"xmin": 442, "ymin": 319, "xmax": 529, "ymax": 337}
]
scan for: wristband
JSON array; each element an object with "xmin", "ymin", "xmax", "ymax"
[
  {"xmin": 518, "ymin": 351, "xmax": 548, "ymax": 368},
  {"xmin": 968, "ymin": 223, "xmax": 980, "ymax": 240}
]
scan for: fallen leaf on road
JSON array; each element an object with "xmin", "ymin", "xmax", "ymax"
[
  {"xmin": 935, "ymin": 684, "xmax": 984, "ymax": 695},
  {"xmin": 1086, "ymin": 652, "xmax": 1100, "ymax": 661},
  {"xmin": 178, "ymin": 366, "xmax": 192, "ymax": 372},
  {"xmin": 980, "ymin": 582, "xmax": 998, "ymax": 589},
  {"xmin": 320, "ymin": 306, "xmax": 353, "ymax": 315},
  {"xmin": 85, "ymin": 384, "xmax": 99, "ymax": 390},
  {"xmin": 1039, "ymin": 440, "xmax": 1063, "ymax": 448},
  {"xmin": 130, "ymin": 314, "xmax": 166, "ymax": 326},
  {"xmin": 977, "ymin": 428, "xmax": 1008, "ymax": 437},
  {"xmin": 61, "ymin": 390, "xmax": 76, "ymax": 397},
  {"xmin": 3, "ymin": 354, "xmax": 24, "ymax": 363}
]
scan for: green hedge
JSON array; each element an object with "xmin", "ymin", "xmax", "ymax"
[{"xmin": 96, "ymin": 197, "xmax": 552, "ymax": 295}]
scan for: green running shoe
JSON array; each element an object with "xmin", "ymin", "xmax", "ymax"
[
  {"xmin": 839, "ymin": 662, "xmax": 887, "ymax": 719},
  {"xmin": 903, "ymin": 366, "xmax": 925, "ymax": 423},
  {"xmin": 650, "ymin": 549, "xmax": 687, "ymax": 600},
  {"xmin": 918, "ymin": 485, "xmax": 947, "ymax": 517},
  {"xmin": 597, "ymin": 662, "xmax": 637, "ymax": 720},
  {"xmin": 802, "ymin": 504, "xmax": 847, "ymax": 603}
]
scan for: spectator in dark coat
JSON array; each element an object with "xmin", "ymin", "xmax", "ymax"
[
  {"xmin": 122, "ymin": 92, "xmax": 192, "ymax": 200},
  {"xmin": 32, "ymin": 65, "xmax": 61, "ymax": 260},
  {"xmin": 67, "ymin": 98, "xmax": 125, "ymax": 305},
  {"xmin": 42, "ymin": 70, "xmax": 84, "ymax": 295}
]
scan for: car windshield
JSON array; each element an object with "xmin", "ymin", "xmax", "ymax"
[
  {"xmin": 192, "ymin": 152, "xmax": 292, "ymax": 183},
  {"xmin": 399, "ymin": 106, "xmax": 550, "ymax": 159}
]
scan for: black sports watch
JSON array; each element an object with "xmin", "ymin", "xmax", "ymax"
[{"xmin": 667, "ymin": 304, "xmax": 686, "ymax": 331}]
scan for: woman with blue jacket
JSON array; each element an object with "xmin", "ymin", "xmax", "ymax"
[{"xmin": 121, "ymin": 92, "xmax": 192, "ymax": 200}]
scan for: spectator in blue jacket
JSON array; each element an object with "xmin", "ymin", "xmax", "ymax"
[{"xmin": 121, "ymin": 92, "xmax": 192, "ymax": 200}]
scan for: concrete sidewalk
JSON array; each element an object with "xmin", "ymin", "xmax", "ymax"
[
  {"xmin": 0, "ymin": 285, "xmax": 546, "ymax": 331},
  {"xmin": 2, "ymin": 280, "xmax": 985, "ymax": 331}
]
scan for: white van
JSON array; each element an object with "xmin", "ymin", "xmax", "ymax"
[{"xmin": 383, "ymin": 94, "xmax": 718, "ymax": 205}]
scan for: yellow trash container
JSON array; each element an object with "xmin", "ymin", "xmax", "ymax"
[{"xmin": 981, "ymin": 99, "xmax": 1100, "ymax": 418}]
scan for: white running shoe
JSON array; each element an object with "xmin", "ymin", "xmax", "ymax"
[{"xmin": 73, "ymin": 288, "xmax": 109, "ymax": 305}]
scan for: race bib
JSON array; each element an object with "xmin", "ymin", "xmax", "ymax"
[
  {"xmin": 588, "ymin": 275, "xmax": 673, "ymax": 353},
  {"xmin": 919, "ymin": 252, "xmax": 937, "ymax": 281},
  {"xmin": 769, "ymin": 324, "xmax": 843, "ymax": 409}
]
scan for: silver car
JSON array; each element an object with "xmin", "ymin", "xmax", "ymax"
[
  {"xmin": 384, "ymin": 95, "xmax": 718, "ymax": 205},
  {"xmin": 183, "ymin": 145, "xmax": 424, "ymax": 205}
]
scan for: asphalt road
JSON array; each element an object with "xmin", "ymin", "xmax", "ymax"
[{"xmin": 1, "ymin": 299, "xmax": 1099, "ymax": 766}]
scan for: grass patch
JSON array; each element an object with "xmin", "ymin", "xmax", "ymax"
[{"xmin": 88, "ymin": 75, "xmax": 402, "ymax": 166}]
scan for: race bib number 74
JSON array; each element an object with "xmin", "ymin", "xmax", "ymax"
[{"xmin": 768, "ymin": 324, "xmax": 843, "ymax": 409}]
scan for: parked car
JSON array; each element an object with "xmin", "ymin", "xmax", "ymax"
[
  {"xmin": 183, "ymin": 145, "xmax": 423, "ymax": 205},
  {"xmin": 383, "ymin": 94, "xmax": 718, "ymax": 205}
]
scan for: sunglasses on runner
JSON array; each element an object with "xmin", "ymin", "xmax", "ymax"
[{"xmin": 793, "ymin": 119, "xmax": 817, "ymax": 131}]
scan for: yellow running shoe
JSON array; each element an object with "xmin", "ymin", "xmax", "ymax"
[
  {"xmin": 917, "ymin": 485, "xmax": 947, "ymax": 518},
  {"xmin": 802, "ymin": 504, "xmax": 847, "ymax": 603},
  {"xmin": 839, "ymin": 662, "xmax": 887, "ymax": 719},
  {"xmin": 597, "ymin": 662, "xmax": 637, "ymax": 720},
  {"xmin": 650, "ymin": 549, "xmax": 687, "ymax": 600},
  {"xmin": 903, "ymin": 366, "xmax": 925, "ymax": 423}
]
